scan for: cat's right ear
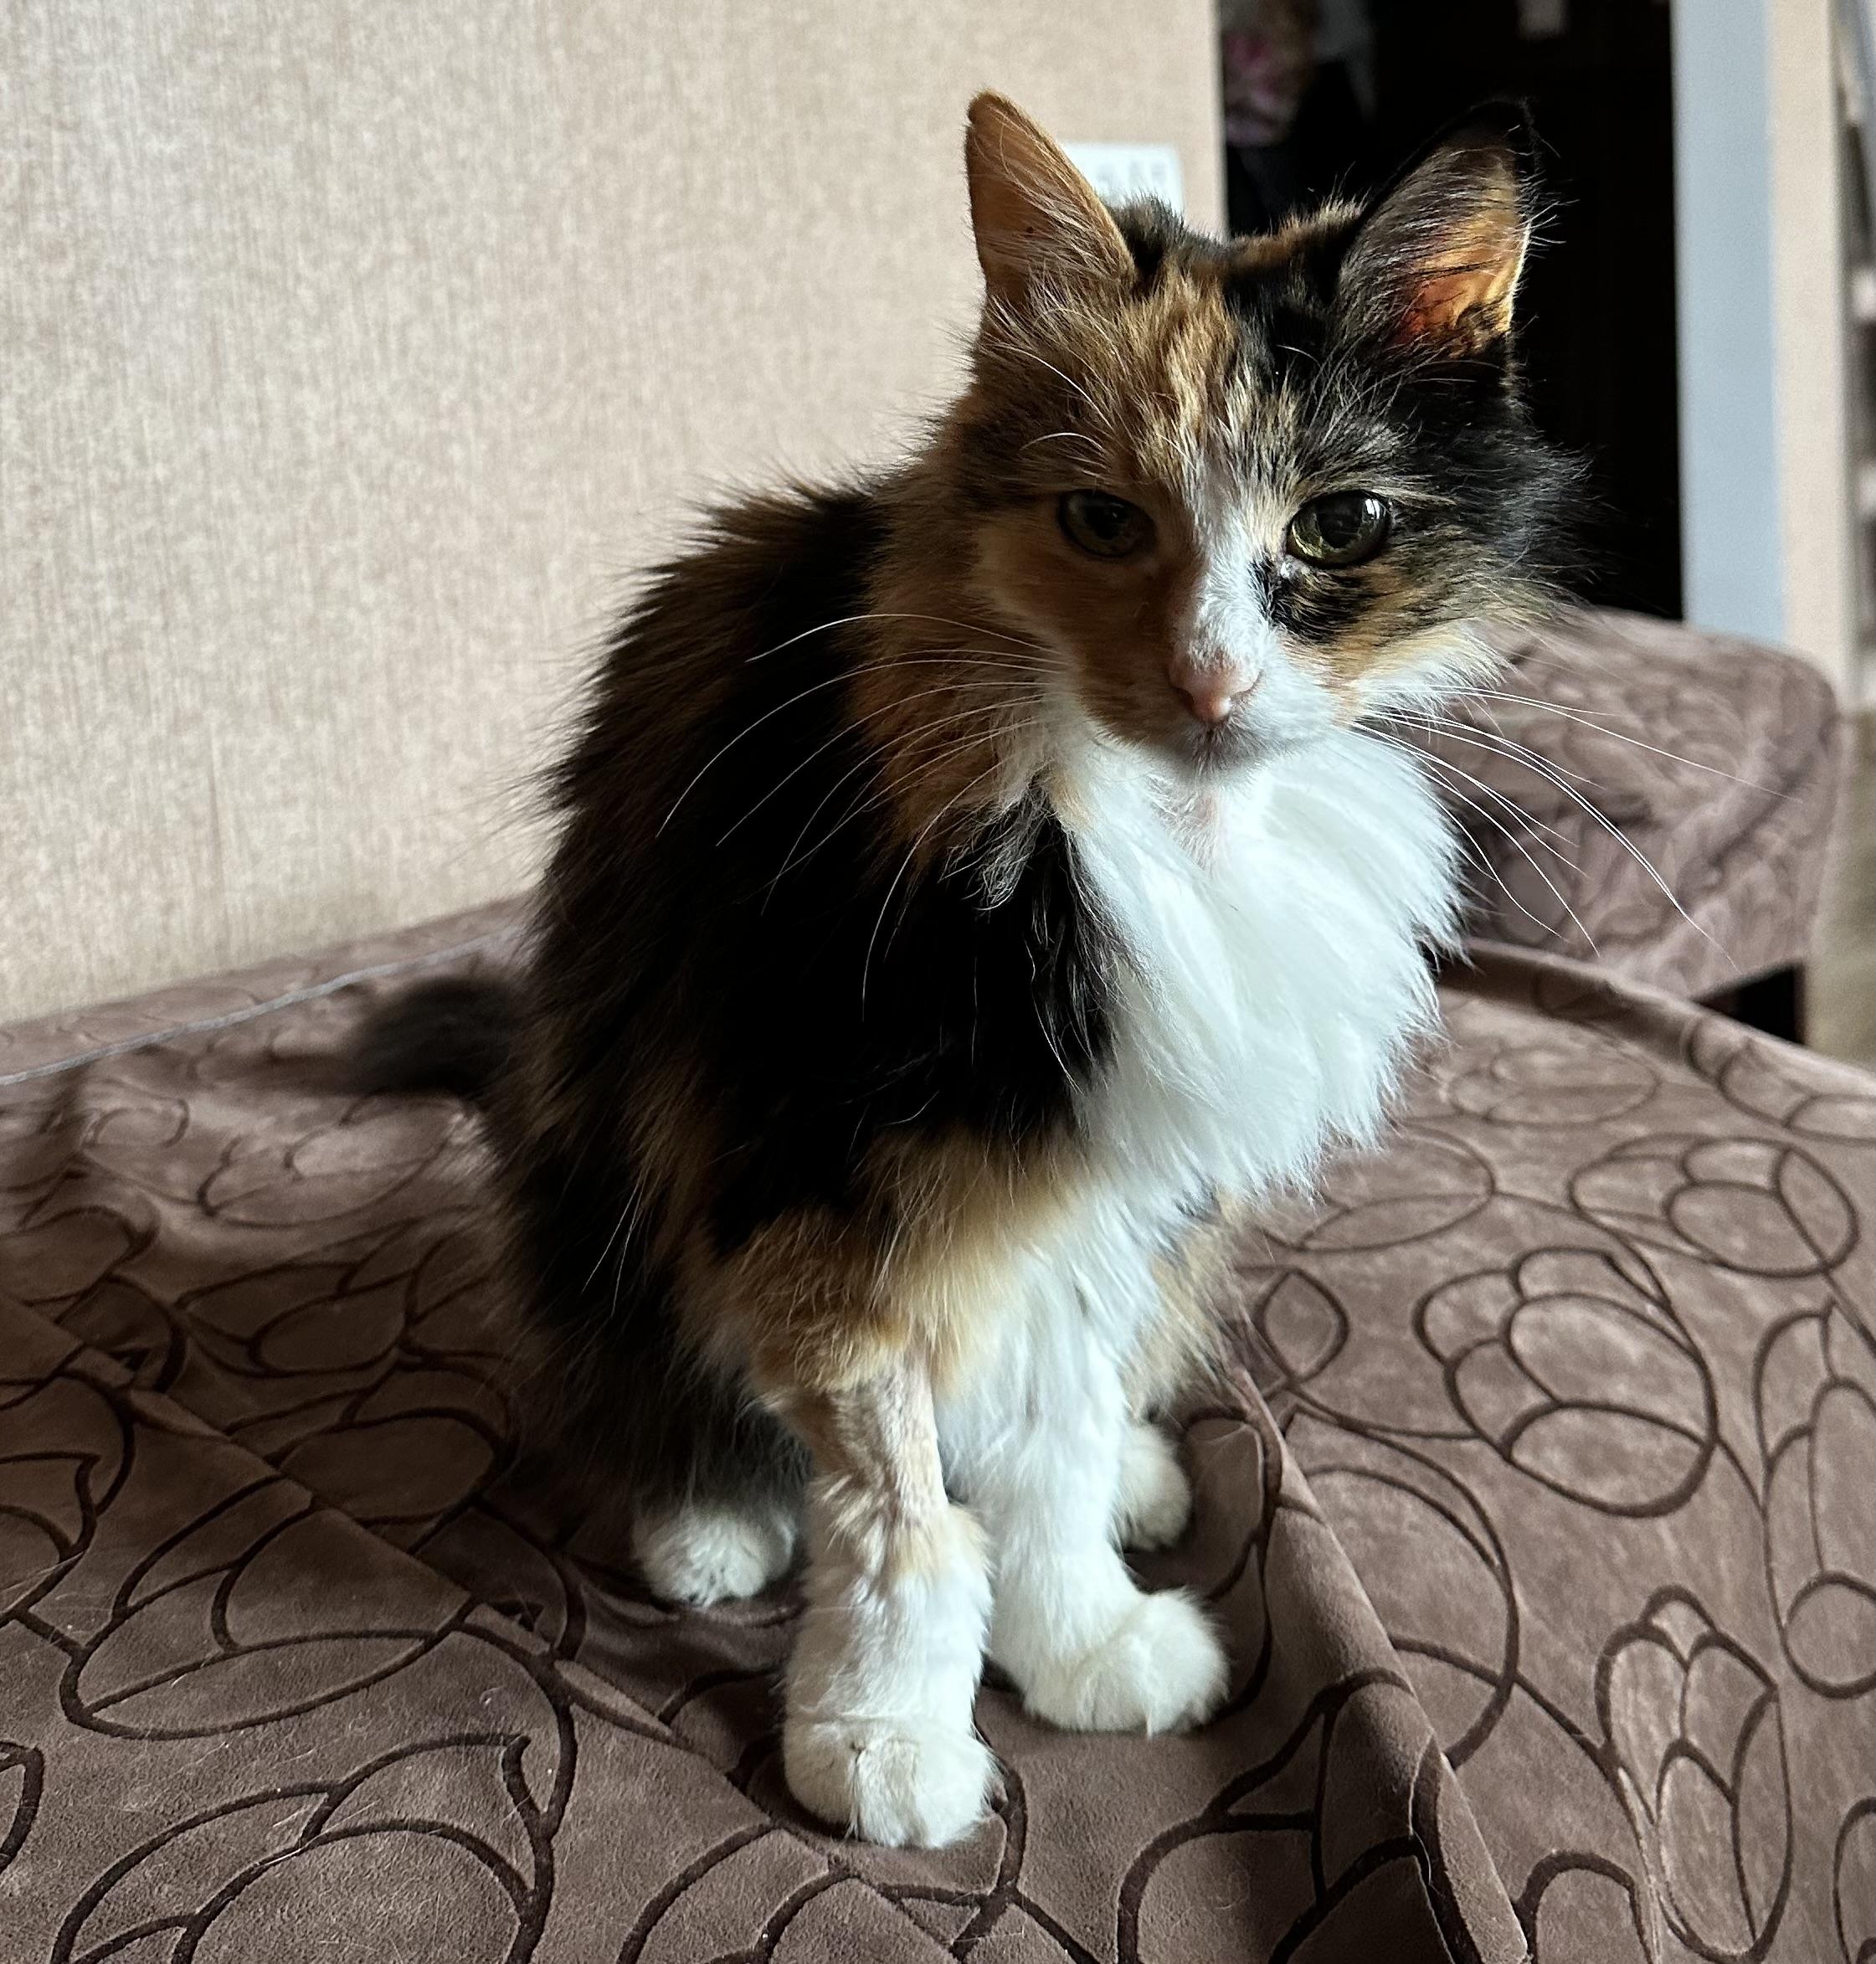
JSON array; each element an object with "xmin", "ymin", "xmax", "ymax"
[{"xmin": 965, "ymin": 93, "xmax": 1134, "ymax": 310}]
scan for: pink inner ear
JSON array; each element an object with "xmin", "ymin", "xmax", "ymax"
[{"xmin": 1394, "ymin": 198, "xmax": 1525, "ymax": 350}]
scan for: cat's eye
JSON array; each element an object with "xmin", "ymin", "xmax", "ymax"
[
  {"xmin": 1058, "ymin": 490, "xmax": 1154, "ymax": 560},
  {"xmin": 1286, "ymin": 491, "xmax": 1391, "ymax": 568}
]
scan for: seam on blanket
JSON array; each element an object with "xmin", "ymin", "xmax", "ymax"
[
  {"xmin": 0, "ymin": 933, "xmax": 514, "ymax": 1090},
  {"xmin": 0, "ymin": 1287, "xmax": 961, "ymax": 1960}
]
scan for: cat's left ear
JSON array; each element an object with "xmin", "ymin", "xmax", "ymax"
[
  {"xmin": 964, "ymin": 92, "xmax": 1135, "ymax": 309},
  {"xmin": 1336, "ymin": 105, "xmax": 1534, "ymax": 360}
]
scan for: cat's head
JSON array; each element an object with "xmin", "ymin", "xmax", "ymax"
[{"xmin": 938, "ymin": 92, "xmax": 1576, "ymax": 780}]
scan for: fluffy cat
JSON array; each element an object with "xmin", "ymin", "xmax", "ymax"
[{"xmin": 357, "ymin": 92, "xmax": 1572, "ymax": 1847}]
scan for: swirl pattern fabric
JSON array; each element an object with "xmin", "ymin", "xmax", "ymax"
[{"xmin": 1, "ymin": 904, "xmax": 1870, "ymax": 1961}]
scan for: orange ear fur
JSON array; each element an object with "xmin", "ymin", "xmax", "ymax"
[{"xmin": 964, "ymin": 92, "xmax": 1135, "ymax": 308}]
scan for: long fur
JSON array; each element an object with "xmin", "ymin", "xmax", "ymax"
[{"xmin": 356, "ymin": 92, "xmax": 1575, "ymax": 1847}]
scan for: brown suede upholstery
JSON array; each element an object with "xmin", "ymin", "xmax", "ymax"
[
  {"xmin": 1421, "ymin": 609, "xmax": 1843, "ymax": 1001},
  {"xmin": 3, "ymin": 902, "xmax": 1869, "ymax": 1961}
]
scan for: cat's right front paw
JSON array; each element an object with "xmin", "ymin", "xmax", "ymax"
[{"xmin": 783, "ymin": 1714, "xmax": 996, "ymax": 1848}]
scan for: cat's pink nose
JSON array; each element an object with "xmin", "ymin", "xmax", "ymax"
[{"xmin": 1170, "ymin": 666, "xmax": 1257, "ymax": 726}]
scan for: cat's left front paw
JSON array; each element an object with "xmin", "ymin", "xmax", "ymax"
[{"xmin": 1020, "ymin": 1589, "xmax": 1226, "ymax": 1734}]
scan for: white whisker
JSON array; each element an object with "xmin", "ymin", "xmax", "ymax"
[
  {"xmin": 1001, "ymin": 345, "xmax": 1113, "ymax": 431},
  {"xmin": 1369, "ymin": 712, "xmax": 1585, "ymax": 856},
  {"xmin": 1391, "ymin": 743, "xmax": 1598, "ymax": 949},
  {"xmin": 743, "ymin": 610, "xmax": 1050, "ymax": 662},
  {"xmin": 1413, "ymin": 746, "xmax": 1587, "ymax": 872},
  {"xmin": 767, "ymin": 716, "xmax": 1041, "ymax": 902},
  {"xmin": 1412, "ymin": 753, "xmax": 1598, "ymax": 946},
  {"xmin": 717, "ymin": 681, "xmax": 1042, "ymax": 846},
  {"xmin": 1462, "ymin": 690, "xmax": 1782, "ymax": 797},
  {"xmin": 660, "ymin": 656, "xmax": 1047, "ymax": 833},
  {"xmin": 1423, "ymin": 720, "xmax": 1735, "ymax": 971}
]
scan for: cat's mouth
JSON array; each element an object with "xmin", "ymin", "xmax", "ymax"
[
  {"xmin": 1157, "ymin": 713, "xmax": 1294, "ymax": 780},
  {"xmin": 1059, "ymin": 671, "xmax": 1322, "ymax": 782}
]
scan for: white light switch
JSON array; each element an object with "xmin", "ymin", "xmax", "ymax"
[{"xmin": 1063, "ymin": 142, "xmax": 1184, "ymax": 215}]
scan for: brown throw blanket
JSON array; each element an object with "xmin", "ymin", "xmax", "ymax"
[{"xmin": 2, "ymin": 906, "xmax": 1870, "ymax": 1961}]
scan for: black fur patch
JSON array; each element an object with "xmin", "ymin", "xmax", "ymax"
[
  {"xmin": 444, "ymin": 489, "xmax": 1118, "ymax": 1511},
  {"xmin": 1113, "ymin": 201, "xmax": 1180, "ymax": 288},
  {"xmin": 702, "ymin": 787, "xmax": 1115, "ymax": 1253},
  {"xmin": 506, "ymin": 1114, "xmax": 811, "ymax": 1511},
  {"xmin": 603, "ymin": 505, "xmax": 1116, "ymax": 1251}
]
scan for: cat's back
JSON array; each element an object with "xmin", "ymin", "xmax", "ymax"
[
  {"xmin": 526, "ymin": 476, "xmax": 906, "ymax": 1108},
  {"xmin": 546, "ymin": 481, "xmax": 892, "ymax": 857}
]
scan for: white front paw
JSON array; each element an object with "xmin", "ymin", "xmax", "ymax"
[
  {"xmin": 1021, "ymin": 1590, "xmax": 1226, "ymax": 1734},
  {"xmin": 633, "ymin": 1499, "xmax": 798, "ymax": 1606},
  {"xmin": 783, "ymin": 1714, "xmax": 997, "ymax": 1847},
  {"xmin": 1113, "ymin": 1423, "xmax": 1193, "ymax": 1550}
]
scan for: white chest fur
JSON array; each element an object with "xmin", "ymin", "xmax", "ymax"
[
  {"xmin": 937, "ymin": 728, "xmax": 1459, "ymax": 1464},
  {"xmin": 1069, "ymin": 725, "xmax": 1461, "ymax": 1209}
]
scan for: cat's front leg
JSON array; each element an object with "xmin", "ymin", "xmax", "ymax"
[
  {"xmin": 778, "ymin": 1357, "xmax": 996, "ymax": 1848},
  {"xmin": 969, "ymin": 1358, "xmax": 1226, "ymax": 1734}
]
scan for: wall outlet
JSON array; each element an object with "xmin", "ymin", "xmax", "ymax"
[{"xmin": 1062, "ymin": 142, "xmax": 1184, "ymax": 215}]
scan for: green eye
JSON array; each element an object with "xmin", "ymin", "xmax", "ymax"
[
  {"xmin": 1286, "ymin": 491, "xmax": 1391, "ymax": 568},
  {"xmin": 1058, "ymin": 490, "xmax": 1154, "ymax": 559}
]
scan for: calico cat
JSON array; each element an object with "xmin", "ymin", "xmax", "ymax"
[{"xmin": 358, "ymin": 93, "xmax": 1572, "ymax": 1847}]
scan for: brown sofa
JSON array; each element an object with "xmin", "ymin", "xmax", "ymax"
[
  {"xmin": 1426, "ymin": 609, "xmax": 1843, "ymax": 1023},
  {"xmin": 2, "ymin": 618, "xmax": 1868, "ymax": 1963}
]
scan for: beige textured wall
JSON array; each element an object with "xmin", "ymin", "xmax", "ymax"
[{"xmin": 1, "ymin": 3, "xmax": 1221, "ymax": 1021}]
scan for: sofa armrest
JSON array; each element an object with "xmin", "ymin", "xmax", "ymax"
[{"xmin": 1416, "ymin": 608, "xmax": 1843, "ymax": 1003}]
